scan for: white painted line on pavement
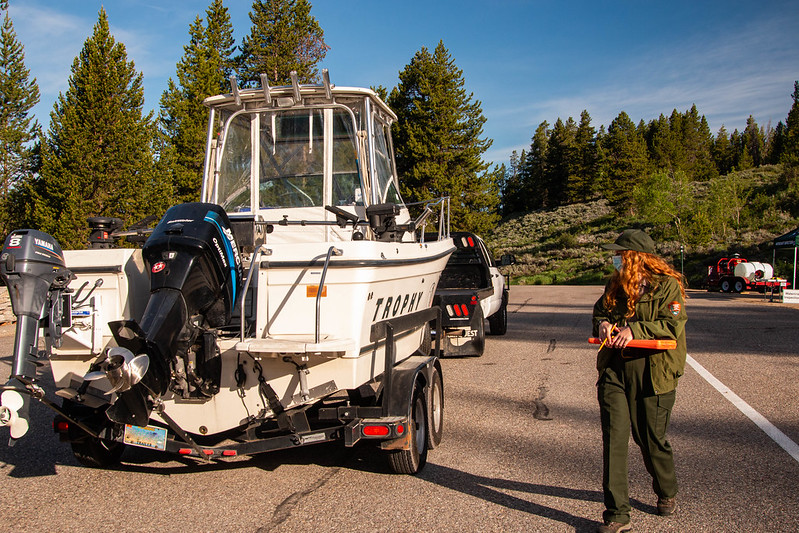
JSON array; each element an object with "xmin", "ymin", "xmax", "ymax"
[{"xmin": 686, "ymin": 354, "xmax": 799, "ymax": 464}]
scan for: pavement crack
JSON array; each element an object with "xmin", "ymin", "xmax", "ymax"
[
  {"xmin": 546, "ymin": 338, "xmax": 557, "ymax": 353},
  {"xmin": 259, "ymin": 467, "xmax": 341, "ymax": 531},
  {"xmin": 533, "ymin": 381, "xmax": 553, "ymax": 421},
  {"xmin": 510, "ymin": 297, "xmax": 534, "ymax": 313}
]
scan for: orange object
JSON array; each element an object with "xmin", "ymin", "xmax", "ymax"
[{"xmin": 588, "ymin": 337, "xmax": 677, "ymax": 350}]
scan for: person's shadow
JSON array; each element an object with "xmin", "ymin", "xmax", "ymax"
[{"xmin": 419, "ymin": 463, "xmax": 651, "ymax": 532}]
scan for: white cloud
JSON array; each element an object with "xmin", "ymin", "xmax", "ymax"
[{"xmin": 9, "ymin": 3, "xmax": 91, "ymax": 98}]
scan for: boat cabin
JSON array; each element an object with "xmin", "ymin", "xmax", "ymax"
[{"xmin": 201, "ymin": 71, "xmax": 425, "ymax": 247}]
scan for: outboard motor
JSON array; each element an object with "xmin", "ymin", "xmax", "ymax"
[
  {"xmin": 0, "ymin": 230, "xmax": 72, "ymax": 443},
  {"xmin": 100, "ymin": 203, "xmax": 242, "ymax": 425}
]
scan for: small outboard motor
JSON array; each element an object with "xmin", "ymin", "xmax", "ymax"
[
  {"xmin": 100, "ymin": 203, "xmax": 242, "ymax": 425},
  {"xmin": 0, "ymin": 230, "xmax": 72, "ymax": 443}
]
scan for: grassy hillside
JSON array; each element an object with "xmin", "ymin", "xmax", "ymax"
[{"xmin": 484, "ymin": 165, "xmax": 799, "ymax": 288}]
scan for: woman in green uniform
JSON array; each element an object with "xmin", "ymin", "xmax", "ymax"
[{"xmin": 592, "ymin": 229, "xmax": 687, "ymax": 533}]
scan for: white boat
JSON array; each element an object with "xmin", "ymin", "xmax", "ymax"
[{"xmin": 0, "ymin": 71, "xmax": 454, "ymax": 474}]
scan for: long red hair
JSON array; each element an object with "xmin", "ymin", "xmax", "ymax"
[{"xmin": 603, "ymin": 250, "xmax": 686, "ymax": 318}]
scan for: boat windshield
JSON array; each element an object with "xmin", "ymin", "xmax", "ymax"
[{"xmin": 216, "ymin": 107, "xmax": 363, "ymax": 211}]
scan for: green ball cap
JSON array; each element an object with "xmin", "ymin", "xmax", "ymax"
[{"xmin": 602, "ymin": 229, "xmax": 656, "ymax": 254}]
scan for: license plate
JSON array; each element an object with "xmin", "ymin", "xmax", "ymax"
[{"xmin": 124, "ymin": 424, "xmax": 167, "ymax": 451}]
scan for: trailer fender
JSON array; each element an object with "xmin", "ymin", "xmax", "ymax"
[
  {"xmin": 379, "ymin": 355, "xmax": 437, "ymax": 450},
  {"xmin": 382, "ymin": 355, "xmax": 435, "ymax": 418}
]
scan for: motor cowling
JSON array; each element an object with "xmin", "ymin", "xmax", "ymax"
[
  {"xmin": 105, "ymin": 203, "xmax": 242, "ymax": 425},
  {"xmin": 143, "ymin": 202, "xmax": 242, "ymax": 328},
  {"xmin": 0, "ymin": 230, "xmax": 72, "ymax": 442}
]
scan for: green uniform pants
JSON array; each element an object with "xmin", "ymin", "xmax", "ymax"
[{"xmin": 597, "ymin": 354, "xmax": 677, "ymax": 524}]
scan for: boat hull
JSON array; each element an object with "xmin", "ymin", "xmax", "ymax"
[{"xmin": 50, "ymin": 239, "xmax": 453, "ymax": 436}]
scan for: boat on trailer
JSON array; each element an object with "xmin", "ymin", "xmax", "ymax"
[{"xmin": 0, "ymin": 71, "xmax": 454, "ymax": 474}]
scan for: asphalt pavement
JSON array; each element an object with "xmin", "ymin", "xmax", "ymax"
[{"xmin": 0, "ymin": 285, "xmax": 797, "ymax": 532}]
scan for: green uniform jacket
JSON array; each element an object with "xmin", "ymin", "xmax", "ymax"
[{"xmin": 593, "ymin": 275, "xmax": 687, "ymax": 395}]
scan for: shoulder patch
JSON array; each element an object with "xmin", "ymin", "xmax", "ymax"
[{"xmin": 668, "ymin": 301, "xmax": 681, "ymax": 316}]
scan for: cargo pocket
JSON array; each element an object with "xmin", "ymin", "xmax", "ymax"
[{"xmin": 656, "ymin": 389, "xmax": 676, "ymax": 434}]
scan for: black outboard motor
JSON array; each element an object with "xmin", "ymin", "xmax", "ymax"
[
  {"xmin": 104, "ymin": 203, "xmax": 242, "ymax": 425},
  {"xmin": 0, "ymin": 230, "xmax": 72, "ymax": 443}
]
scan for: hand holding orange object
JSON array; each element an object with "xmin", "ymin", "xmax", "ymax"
[
  {"xmin": 597, "ymin": 321, "xmax": 618, "ymax": 350},
  {"xmin": 609, "ymin": 325, "xmax": 633, "ymax": 348}
]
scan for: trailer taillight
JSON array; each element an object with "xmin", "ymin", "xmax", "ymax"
[
  {"xmin": 470, "ymin": 295, "xmax": 478, "ymax": 305},
  {"xmin": 55, "ymin": 421, "xmax": 69, "ymax": 432},
  {"xmin": 363, "ymin": 424, "xmax": 390, "ymax": 437}
]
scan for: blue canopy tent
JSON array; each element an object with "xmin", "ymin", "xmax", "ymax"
[{"xmin": 773, "ymin": 227, "xmax": 799, "ymax": 288}]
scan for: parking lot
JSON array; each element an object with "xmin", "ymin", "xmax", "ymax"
[{"xmin": 1, "ymin": 285, "xmax": 798, "ymax": 532}]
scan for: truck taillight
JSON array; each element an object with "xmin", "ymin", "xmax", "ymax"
[{"xmin": 446, "ymin": 304, "xmax": 470, "ymax": 317}]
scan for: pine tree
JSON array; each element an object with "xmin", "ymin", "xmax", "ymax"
[
  {"xmin": 713, "ymin": 125, "xmax": 734, "ymax": 175},
  {"xmin": 31, "ymin": 8, "xmax": 170, "ymax": 249},
  {"xmin": 741, "ymin": 115, "xmax": 764, "ymax": 168},
  {"xmin": 645, "ymin": 113, "xmax": 676, "ymax": 171},
  {"xmin": 520, "ymin": 121, "xmax": 550, "ymax": 209},
  {"xmin": 160, "ymin": 0, "xmax": 235, "ymax": 203},
  {"xmin": 388, "ymin": 41, "xmax": 498, "ymax": 233},
  {"xmin": 500, "ymin": 149, "xmax": 524, "ymax": 215},
  {"xmin": 781, "ymin": 81, "xmax": 799, "ymax": 168},
  {"xmin": 238, "ymin": 0, "xmax": 328, "ymax": 86},
  {"xmin": 546, "ymin": 117, "xmax": 578, "ymax": 206},
  {"xmin": 599, "ymin": 111, "xmax": 650, "ymax": 213},
  {"xmin": 570, "ymin": 110, "xmax": 598, "ymax": 202},
  {"xmin": 768, "ymin": 121, "xmax": 787, "ymax": 164},
  {"xmin": 0, "ymin": 0, "xmax": 39, "ymax": 236}
]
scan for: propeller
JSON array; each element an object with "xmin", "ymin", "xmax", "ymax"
[
  {"xmin": 84, "ymin": 347, "xmax": 150, "ymax": 394},
  {"xmin": 0, "ymin": 388, "xmax": 30, "ymax": 440}
]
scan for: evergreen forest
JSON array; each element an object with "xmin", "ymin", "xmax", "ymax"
[{"xmin": 1, "ymin": 0, "xmax": 798, "ymax": 286}]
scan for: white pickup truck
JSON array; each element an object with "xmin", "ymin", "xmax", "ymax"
[{"xmin": 432, "ymin": 232, "xmax": 512, "ymax": 356}]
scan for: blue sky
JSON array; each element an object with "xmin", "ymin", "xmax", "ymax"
[{"xmin": 7, "ymin": 0, "xmax": 799, "ymax": 167}]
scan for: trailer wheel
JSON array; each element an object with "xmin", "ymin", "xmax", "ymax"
[
  {"xmin": 720, "ymin": 279, "xmax": 732, "ymax": 293},
  {"xmin": 488, "ymin": 292, "xmax": 508, "ymax": 335},
  {"xmin": 71, "ymin": 437, "xmax": 125, "ymax": 468},
  {"xmin": 426, "ymin": 364, "xmax": 444, "ymax": 449},
  {"xmin": 62, "ymin": 400, "xmax": 124, "ymax": 468},
  {"xmin": 733, "ymin": 278, "xmax": 745, "ymax": 293},
  {"xmin": 387, "ymin": 381, "xmax": 428, "ymax": 474}
]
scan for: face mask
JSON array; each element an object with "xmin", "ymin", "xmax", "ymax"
[{"xmin": 612, "ymin": 255, "xmax": 623, "ymax": 271}]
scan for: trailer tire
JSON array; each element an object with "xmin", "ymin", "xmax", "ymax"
[
  {"xmin": 720, "ymin": 279, "xmax": 732, "ymax": 293},
  {"xmin": 426, "ymin": 364, "xmax": 444, "ymax": 449},
  {"xmin": 387, "ymin": 380, "xmax": 428, "ymax": 474},
  {"xmin": 733, "ymin": 278, "xmax": 745, "ymax": 293},
  {"xmin": 62, "ymin": 400, "xmax": 124, "ymax": 468},
  {"xmin": 71, "ymin": 437, "xmax": 125, "ymax": 468}
]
